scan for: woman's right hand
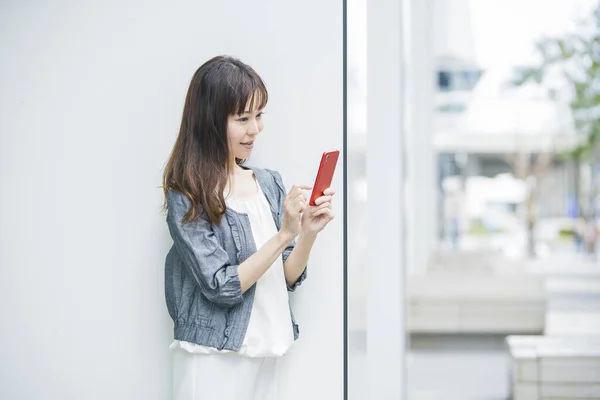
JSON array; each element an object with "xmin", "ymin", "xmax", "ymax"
[{"xmin": 280, "ymin": 184, "xmax": 311, "ymax": 240}]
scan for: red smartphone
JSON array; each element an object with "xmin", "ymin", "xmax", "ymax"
[{"xmin": 309, "ymin": 150, "xmax": 340, "ymax": 206}]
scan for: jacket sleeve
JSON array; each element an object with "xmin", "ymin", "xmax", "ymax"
[
  {"xmin": 166, "ymin": 190, "xmax": 244, "ymax": 308},
  {"xmin": 268, "ymin": 169, "xmax": 308, "ymax": 292}
]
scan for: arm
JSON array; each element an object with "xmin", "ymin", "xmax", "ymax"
[
  {"xmin": 238, "ymin": 230, "xmax": 295, "ymax": 293},
  {"xmin": 267, "ymin": 168, "xmax": 334, "ymax": 291},
  {"xmin": 283, "ymin": 231, "xmax": 315, "ymax": 288},
  {"xmin": 166, "ymin": 190, "xmax": 242, "ymax": 308},
  {"xmin": 282, "ymin": 183, "xmax": 336, "ymax": 290},
  {"xmin": 267, "ymin": 169, "xmax": 309, "ymax": 291},
  {"xmin": 166, "ymin": 190, "xmax": 295, "ymax": 307},
  {"xmin": 239, "ymin": 176, "xmax": 309, "ymax": 291}
]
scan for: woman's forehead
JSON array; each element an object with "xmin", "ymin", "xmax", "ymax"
[{"xmin": 238, "ymin": 90, "xmax": 266, "ymax": 113}]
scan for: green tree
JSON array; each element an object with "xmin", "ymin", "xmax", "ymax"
[{"xmin": 512, "ymin": 3, "xmax": 600, "ymax": 229}]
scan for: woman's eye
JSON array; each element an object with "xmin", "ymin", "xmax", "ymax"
[
  {"xmin": 256, "ymin": 112, "xmax": 264, "ymax": 118},
  {"xmin": 238, "ymin": 117, "xmax": 248, "ymax": 122}
]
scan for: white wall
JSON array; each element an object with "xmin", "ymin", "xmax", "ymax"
[
  {"xmin": 0, "ymin": 1, "xmax": 343, "ymax": 399},
  {"xmin": 405, "ymin": 0, "xmax": 437, "ymax": 274},
  {"xmin": 367, "ymin": 0, "xmax": 407, "ymax": 398}
]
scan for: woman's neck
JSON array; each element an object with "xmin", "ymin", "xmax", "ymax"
[
  {"xmin": 230, "ymin": 162, "xmax": 244, "ymax": 175},
  {"xmin": 226, "ymin": 163, "xmax": 257, "ymax": 198}
]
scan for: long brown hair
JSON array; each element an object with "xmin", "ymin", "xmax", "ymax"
[{"xmin": 162, "ymin": 55, "xmax": 268, "ymax": 224}]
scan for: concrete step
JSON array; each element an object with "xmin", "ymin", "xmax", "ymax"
[
  {"xmin": 507, "ymin": 335, "xmax": 600, "ymax": 400},
  {"xmin": 407, "ymin": 274, "xmax": 546, "ymax": 334}
]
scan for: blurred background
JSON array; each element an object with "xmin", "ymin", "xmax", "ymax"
[
  {"xmin": 2, "ymin": 0, "xmax": 599, "ymax": 399},
  {"xmin": 348, "ymin": 0, "xmax": 600, "ymax": 399}
]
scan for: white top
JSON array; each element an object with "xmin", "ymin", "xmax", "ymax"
[{"xmin": 169, "ymin": 183, "xmax": 294, "ymax": 358}]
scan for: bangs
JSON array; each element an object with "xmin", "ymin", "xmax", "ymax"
[{"xmin": 228, "ymin": 69, "xmax": 269, "ymax": 116}]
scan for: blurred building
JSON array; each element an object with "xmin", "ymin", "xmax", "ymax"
[{"xmin": 432, "ymin": 0, "xmax": 577, "ymax": 230}]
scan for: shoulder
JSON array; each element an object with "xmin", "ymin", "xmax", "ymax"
[
  {"xmin": 166, "ymin": 188, "xmax": 201, "ymax": 216},
  {"xmin": 166, "ymin": 188, "xmax": 189, "ymax": 208}
]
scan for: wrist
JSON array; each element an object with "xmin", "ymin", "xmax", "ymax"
[
  {"xmin": 278, "ymin": 229, "xmax": 296, "ymax": 243},
  {"xmin": 299, "ymin": 230, "xmax": 318, "ymax": 242}
]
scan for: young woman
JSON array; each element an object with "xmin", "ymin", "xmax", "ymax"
[{"xmin": 162, "ymin": 55, "xmax": 336, "ymax": 400}]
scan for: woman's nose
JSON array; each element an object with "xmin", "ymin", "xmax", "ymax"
[{"xmin": 248, "ymin": 119, "xmax": 260, "ymax": 134}]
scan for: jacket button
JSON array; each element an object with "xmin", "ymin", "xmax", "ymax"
[{"xmin": 225, "ymin": 328, "xmax": 231, "ymax": 335}]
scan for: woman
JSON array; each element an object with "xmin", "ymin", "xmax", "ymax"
[{"xmin": 162, "ymin": 55, "xmax": 336, "ymax": 400}]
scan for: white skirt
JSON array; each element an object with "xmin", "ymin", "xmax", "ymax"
[{"xmin": 171, "ymin": 346, "xmax": 278, "ymax": 400}]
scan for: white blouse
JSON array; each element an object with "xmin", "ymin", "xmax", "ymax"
[{"xmin": 169, "ymin": 184, "xmax": 294, "ymax": 358}]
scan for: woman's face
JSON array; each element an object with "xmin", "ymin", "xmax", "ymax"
[{"xmin": 227, "ymin": 105, "xmax": 264, "ymax": 162}]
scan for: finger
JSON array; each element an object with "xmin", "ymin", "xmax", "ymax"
[
  {"xmin": 291, "ymin": 195, "xmax": 306, "ymax": 207},
  {"xmin": 311, "ymin": 202, "xmax": 331, "ymax": 214},
  {"xmin": 316, "ymin": 202, "xmax": 332, "ymax": 211},
  {"xmin": 294, "ymin": 200, "xmax": 307, "ymax": 213},
  {"xmin": 294, "ymin": 192, "xmax": 308, "ymax": 202},
  {"xmin": 313, "ymin": 208, "xmax": 335, "ymax": 219},
  {"xmin": 289, "ymin": 184, "xmax": 312, "ymax": 194},
  {"xmin": 322, "ymin": 188, "xmax": 336, "ymax": 196},
  {"xmin": 299, "ymin": 203, "xmax": 307, "ymax": 213},
  {"xmin": 314, "ymin": 195, "xmax": 333, "ymax": 206},
  {"xmin": 293, "ymin": 197, "xmax": 307, "ymax": 213},
  {"xmin": 292, "ymin": 192, "xmax": 307, "ymax": 203},
  {"xmin": 322, "ymin": 209, "xmax": 335, "ymax": 219},
  {"xmin": 287, "ymin": 188, "xmax": 309, "ymax": 203}
]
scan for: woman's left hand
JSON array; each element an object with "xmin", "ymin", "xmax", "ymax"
[{"xmin": 301, "ymin": 188, "xmax": 336, "ymax": 235}]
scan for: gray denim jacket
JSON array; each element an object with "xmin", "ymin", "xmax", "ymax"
[{"xmin": 164, "ymin": 166, "xmax": 307, "ymax": 351}]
